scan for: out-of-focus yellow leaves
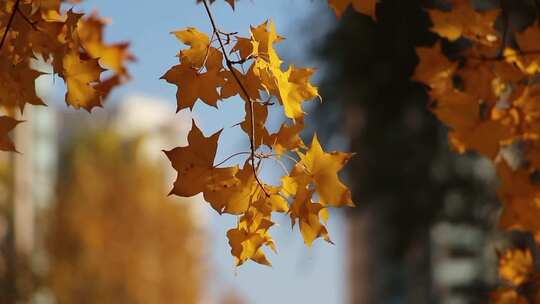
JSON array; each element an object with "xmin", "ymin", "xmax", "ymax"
[
  {"xmin": 427, "ymin": 3, "xmax": 499, "ymax": 45},
  {"xmin": 513, "ymin": 24, "xmax": 540, "ymax": 75},
  {"xmin": 327, "ymin": 0, "xmax": 377, "ymax": 20},
  {"xmin": 0, "ymin": 116, "xmax": 21, "ymax": 152},
  {"xmin": 498, "ymin": 248, "xmax": 533, "ymax": 286},
  {"xmin": 0, "ymin": 0, "xmax": 130, "ymax": 147},
  {"xmin": 413, "ymin": 42, "xmax": 456, "ymax": 95},
  {"xmin": 164, "ymin": 124, "xmax": 239, "ymax": 197},
  {"xmin": 78, "ymin": 13, "xmax": 135, "ymax": 77},
  {"xmin": 490, "ymin": 288, "xmax": 528, "ymax": 304},
  {"xmin": 415, "ymin": 3, "xmax": 540, "ymax": 295}
]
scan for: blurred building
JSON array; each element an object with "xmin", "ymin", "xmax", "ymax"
[
  {"xmin": 1, "ymin": 93, "xmax": 210, "ymax": 303},
  {"xmin": 0, "ymin": 105, "xmax": 57, "ymax": 303}
]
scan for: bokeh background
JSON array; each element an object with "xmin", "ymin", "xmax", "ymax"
[{"xmin": 0, "ymin": 0, "xmax": 532, "ymax": 303}]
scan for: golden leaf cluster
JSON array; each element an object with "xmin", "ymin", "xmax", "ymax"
[
  {"xmin": 162, "ymin": 4, "xmax": 354, "ymax": 266},
  {"xmin": 0, "ymin": 0, "xmax": 133, "ymax": 151}
]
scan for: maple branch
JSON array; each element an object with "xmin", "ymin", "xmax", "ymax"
[
  {"xmin": 0, "ymin": 0, "xmax": 21, "ymax": 51},
  {"xmin": 201, "ymin": 0, "xmax": 270, "ymax": 197},
  {"xmin": 266, "ymin": 152, "xmax": 312, "ymax": 175}
]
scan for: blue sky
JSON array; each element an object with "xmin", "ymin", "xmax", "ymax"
[{"xmin": 70, "ymin": 1, "xmax": 348, "ymax": 303}]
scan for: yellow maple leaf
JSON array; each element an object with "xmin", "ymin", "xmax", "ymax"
[
  {"xmin": 161, "ymin": 61, "xmax": 225, "ymax": 111},
  {"xmin": 0, "ymin": 116, "xmax": 21, "ymax": 152},
  {"xmin": 227, "ymin": 208, "xmax": 276, "ymax": 266},
  {"xmin": 250, "ymin": 20, "xmax": 283, "ymax": 70},
  {"xmin": 268, "ymin": 120, "xmax": 306, "ymax": 155},
  {"xmin": 252, "ymin": 186, "xmax": 289, "ymax": 215},
  {"xmin": 164, "ymin": 124, "xmax": 239, "ymax": 198},
  {"xmin": 220, "ymin": 65, "xmax": 263, "ymax": 102},
  {"xmin": 204, "ymin": 163, "xmax": 257, "ymax": 215},
  {"xmin": 241, "ymin": 101, "xmax": 269, "ymax": 148},
  {"xmin": 262, "ymin": 65, "xmax": 319, "ymax": 120},
  {"xmin": 281, "ymin": 66, "xmax": 320, "ymax": 119},
  {"xmin": 0, "ymin": 59, "xmax": 45, "ymax": 111},
  {"xmin": 283, "ymin": 173, "xmax": 331, "ymax": 246},
  {"xmin": 61, "ymin": 51, "xmax": 106, "ymax": 111},
  {"xmin": 172, "ymin": 27, "xmax": 212, "ymax": 68},
  {"xmin": 231, "ymin": 37, "xmax": 258, "ymax": 61},
  {"xmin": 296, "ymin": 135, "xmax": 354, "ymax": 207}
]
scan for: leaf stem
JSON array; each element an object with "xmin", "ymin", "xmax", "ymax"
[
  {"xmin": 214, "ymin": 151, "xmax": 251, "ymax": 168},
  {"xmin": 201, "ymin": 0, "xmax": 269, "ymax": 197},
  {"xmin": 0, "ymin": 0, "xmax": 21, "ymax": 51}
]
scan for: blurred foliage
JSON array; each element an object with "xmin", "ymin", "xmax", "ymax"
[
  {"xmin": 46, "ymin": 130, "xmax": 205, "ymax": 304},
  {"xmin": 314, "ymin": 0, "xmax": 501, "ymax": 302},
  {"xmin": 0, "ymin": 154, "xmax": 14, "ymax": 300},
  {"xmin": 317, "ymin": 0, "xmax": 498, "ymax": 256}
]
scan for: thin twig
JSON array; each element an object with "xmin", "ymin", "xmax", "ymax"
[
  {"xmin": 16, "ymin": 7, "xmax": 38, "ymax": 31},
  {"xmin": 214, "ymin": 151, "xmax": 251, "ymax": 168},
  {"xmin": 535, "ymin": 0, "xmax": 540, "ymax": 23},
  {"xmin": 264, "ymin": 155, "xmax": 291, "ymax": 176},
  {"xmin": 0, "ymin": 0, "xmax": 21, "ymax": 51},
  {"xmin": 498, "ymin": 0, "xmax": 509, "ymax": 59},
  {"xmin": 201, "ymin": 0, "xmax": 269, "ymax": 197},
  {"xmin": 198, "ymin": 30, "xmax": 216, "ymax": 73},
  {"xmin": 467, "ymin": 49, "xmax": 540, "ymax": 62}
]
